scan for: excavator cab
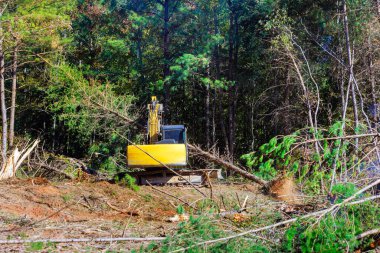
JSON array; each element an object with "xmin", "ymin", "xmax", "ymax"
[{"xmin": 158, "ymin": 125, "xmax": 186, "ymax": 144}]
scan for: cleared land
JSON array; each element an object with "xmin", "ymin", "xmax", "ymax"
[{"xmin": 0, "ymin": 178, "xmax": 291, "ymax": 252}]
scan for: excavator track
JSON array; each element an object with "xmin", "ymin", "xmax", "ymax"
[{"xmin": 131, "ymin": 169, "xmax": 222, "ymax": 186}]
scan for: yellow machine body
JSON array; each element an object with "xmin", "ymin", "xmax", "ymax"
[
  {"xmin": 127, "ymin": 144, "xmax": 187, "ymax": 168},
  {"xmin": 147, "ymin": 96, "xmax": 162, "ymax": 144}
]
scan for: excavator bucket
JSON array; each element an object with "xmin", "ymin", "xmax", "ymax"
[{"xmin": 127, "ymin": 144, "xmax": 187, "ymax": 168}]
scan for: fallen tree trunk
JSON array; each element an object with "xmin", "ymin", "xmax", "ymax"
[
  {"xmin": 0, "ymin": 236, "xmax": 166, "ymax": 244},
  {"xmin": 188, "ymin": 144, "xmax": 268, "ymax": 187},
  {"xmin": 29, "ymin": 162, "xmax": 74, "ymax": 180}
]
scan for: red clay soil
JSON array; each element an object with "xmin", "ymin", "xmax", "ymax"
[{"xmin": 0, "ymin": 178, "xmax": 280, "ymax": 252}]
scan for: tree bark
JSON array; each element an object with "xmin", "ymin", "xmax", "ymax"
[
  {"xmin": 368, "ymin": 36, "xmax": 377, "ymax": 123},
  {"xmin": 343, "ymin": 0, "xmax": 359, "ymax": 147},
  {"xmin": 218, "ymin": 93, "xmax": 229, "ymax": 157},
  {"xmin": 9, "ymin": 43, "xmax": 18, "ymax": 148},
  {"xmin": 227, "ymin": 0, "xmax": 234, "ymax": 158},
  {"xmin": 212, "ymin": 6, "xmax": 220, "ymax": 151},
  {"xmin": 230, "ymin": 11, "xmax": 239, "ymax": 157},
  {"xmin": 0, "ymin": 24, "xmax": 7, "ymax": 162},
  {"xmin": 188, "ymin": 144, "xmax": 268, "ymax": 187},
  {"xmin": 227, "ymin": 0, "xmax": 234, "ymax": 82},
  {"xmin": 162, "ymin": 0, "xmax": 171, "ymax": 120},
  {"xmin": 284, "ymin": 67, "xmax": 291, "ymax": 134},
  {"xmin": 212, "ymin": 5, "xmax": 227, "ymax": 154},
  {"xmin": 227, "ymin": 0, "xmax": 238, "ymax": 159},
  {"xmin": 206, "ymin": 82, "xmax": 210, "ymax": 149},
  {"xmin": 136, "ymin": 27, "xmax": 145, "ymax": 93}
]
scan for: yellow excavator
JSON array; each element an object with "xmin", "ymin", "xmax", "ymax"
[{"xmin": 127, "ymin": 96, "xmax": 209, "ymax": 185}]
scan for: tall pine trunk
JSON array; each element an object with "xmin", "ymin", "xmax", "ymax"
[
  {"xmin": 227, "ymin": 0, "xmax": 235, "ymax": 160},
  {"xmin": 212, "ymin": 6, "xmax": 220, "ymax": 149},
  {"xmin": 0, "ymin": 31, "xmax": 7, "ymax": 162},
  {"xmin": 9, "ymin": 44, "xmax": 18, "ymax": 148},
  {"xmin": 206, "ymin": 83, "xmax": 210, "ymax": 149},
  {"xmin": 163, "ymin": 0, "xmax": 171, "ymax": 120}
]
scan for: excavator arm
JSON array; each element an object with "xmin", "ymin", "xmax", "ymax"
[{"xmin": 147, "ymin": 96, "xmax": 162, "ymax": 144}]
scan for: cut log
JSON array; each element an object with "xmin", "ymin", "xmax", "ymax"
[{"xmin": 188, "ymin": 144, "xmax": 268, "ymax": 187}]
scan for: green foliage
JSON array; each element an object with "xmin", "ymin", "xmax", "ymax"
[
  {"xmin": 46, "ymin": 63, "xmax": 135, "ymax": 168},
  {"xmin": 241, "ymin": 120, "xmax": 373, "ymax": 195},
  {"xmin": 170, "ymin": 54, "xmax": 209, "ymax": 81},
  {"xmin": 61, "ymin": 193, "xmax": 73, "ymax": 203},
  {"xmin": 114, "ymin": 174, "xmax": 140, "ymax": 192},
  {"xmin": 331, "ymin": 183, "xmax": 358, "ymax": 202},
  {"xmin": 241, "ymin": 135, "xmax": 297, "ymax": 181},
  {"xmin": 176, "ymin": 204, "xmax": 185, "ymax": 215},
  {"xmin": 27, "ymin": 241, "xmax": 57, "ymax": 252},
  {"xmin": 283, "ymin": 203, "xmax": 380, "ymax": 252},
  {"xmin": 135, "ymin": 216, "xmax": 270, "ymax": 252},
  {"xmin": 27, "ymin": 242, "xmax": 44, "ymax": 251},
  {"xmin": 143, "ymin": 194, "xmax": 153, "ymax": 202}
]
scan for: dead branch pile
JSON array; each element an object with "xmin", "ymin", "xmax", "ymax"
[{"xmin": 25, "ymin": 148, "xmax": 96, "ymax": 181}]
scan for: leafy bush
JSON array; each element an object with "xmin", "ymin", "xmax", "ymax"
[
  {"xmin": 331, "ymin": 183, "xmax": 358, "ymax": 203},
  {"xmin": 241, "ymin": 135, "xmax": 297, "ymax": 181},
  {"xmin": 241, "ymin": 121, "xmax": 372, "ymax": 195},
  {"xmin": 47, "ymin": 63, "xmax": 135, "ymax": 173},
  {"xmin": 114, "ymin": 174, "xmax": 140, "ymax": 192}
]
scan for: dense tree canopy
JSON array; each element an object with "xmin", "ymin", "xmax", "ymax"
[{"xmin": 0, "ymin": 0, "xmax": 379, "ymax": 172}]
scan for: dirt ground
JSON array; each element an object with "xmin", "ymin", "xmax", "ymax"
[{"xmin": 0, "ymin": 178, "xmax": 285, "ymax": 252}]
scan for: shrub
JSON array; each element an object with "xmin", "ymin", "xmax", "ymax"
[
  {"xmin": 282, "ymin": 203, "xmax": 380, "ymax": 252},
  {"xmin": 114, "ymin": 174, "xmax": 140, "ymax": 191}
]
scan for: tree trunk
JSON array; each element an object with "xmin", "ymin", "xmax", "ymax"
[
  {"xmin": 9, "ymin": 44, "xmax": 18, "ymax": 148},
  {"xmin": 136, "ymin": 27, "xmax": 145, "ymax": 94},
  {"xmin": 340, "ymin": 58, "xmax": 346, "ymax": 118},
  {"xmin": 0, "ymin": 35, "xmax": 6, "ymax": 162},
  {"xmin": 230, "ymin": 12, "xmax": 239, "ymax": 157},
  {"xmin": 206, "ymin": 83, "xmax": 210, "ymax": 149},
  {"xmin": 368, "ymin": 36, "xmax": 377, "ymax": 123},
  {"xmin": 212, "ymin": 89, "xmax": 216, "ymax": 149},
  {"xmin": 218, "ymin": 93, "xmax": 229, "ymax": 157},
  {"xmin": 343, "ymin": 0, "xmax": 359, "ymax": 147},
  {"xmin": 212, "ymin": 6, "xmax": 220, "ymax": 151},
  {"xmin": 227, "ymin": 0, "xmax": 236, "ymax": 159},
  {"xmin": 227, "ymin": 1, "xmax": 234, "ymax": 82},
  {"xmin": 188, "ymin": 144, "xmax": 268, "ymax": 187},
  {"xmin": 213, "ymin": 6, "xmax": 221, "ymax": 80},
  {"xmin": 163, "ymin": 0, "xmax": 171, "ymax": 120},
  {"xmin": 284, "ymin": 67, "xmax": 291, "ymax": 134}
]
